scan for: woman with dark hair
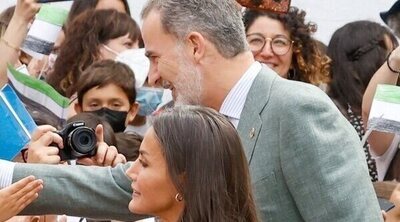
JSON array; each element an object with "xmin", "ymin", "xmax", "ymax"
[
  {"xmin": 40, "ymin": 0, "xmax": 133, "ymax": 81},
  {"xmin": 66, "ymin": 0, "xmax": 131, "ymax": 26},
  {"xmin": 46, "ymin": 9, "xmax": 141, "ymax": 97},
  {"xmin": 125, "ymin": 106, "xmax": 259, "ymax": 222},
  {"xmin": 243, "ymin": 7, "xmax": 330, "ymax": 86},
  {"xmin": 327, "ymin": 20, "xmax": 397, "ymax": 181}
]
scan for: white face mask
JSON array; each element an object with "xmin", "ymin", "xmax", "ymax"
[
  {"xmin": 103, "ymin": 45, "xmax": 150, "ymax": 88},
  {"xmin": 16, "ymin": 64, "xmax": 30, "ymax": 76},
  {"xmin": 38, "ymin": 53, "xmax": 58, "ymax": 80},
  {"xmin": 48, "ymin": 53, "xmax": 58, "ymax": 71}
]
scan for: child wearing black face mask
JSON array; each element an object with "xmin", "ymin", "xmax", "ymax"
[{"xmin": 73, "ymin": 60, "xmax": 139, "ymax": 133}]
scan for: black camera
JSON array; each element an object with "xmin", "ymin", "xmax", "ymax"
[{"xmin": 54, "ymin": 121, "xmax": 97, "ymax": 161}]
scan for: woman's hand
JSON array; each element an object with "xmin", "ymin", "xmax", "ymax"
[
  {"xmin": 0, "ymin": 0, "xmax": 41, "ymax": 88},
  {"xmin": 0, "ymin": 176, "xmax": 43, "ymax": 222},
  {"xmin": 13, "ymin": 0, "xmax": 41, "ymax": 24},
  {"xmin": 27, "ymin": 125, "xmax": 63, "ymax": 164}
]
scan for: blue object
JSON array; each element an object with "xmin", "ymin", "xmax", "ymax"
[
  {"xmin": 136, "ymin": 87, "xmax": 164, "ymax": 116},
  {"xmin": 0, "ymin": 84, "xmax": 37, "ymax": 160}
]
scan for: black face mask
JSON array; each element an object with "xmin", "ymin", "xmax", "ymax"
[{"xmin": 87, "ymin": 108, "xmax": 128, "ymax": 133}]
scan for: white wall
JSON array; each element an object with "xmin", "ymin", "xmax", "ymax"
[
  {"xmin": 291, "ymin": 0, "xmax": 397, "ymax": 44},
  {"xmin": 1, "ymin": 0, "xmax": 398, "ymax": 44}
]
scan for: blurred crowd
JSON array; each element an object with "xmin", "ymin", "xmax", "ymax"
[{"xmin": 1, "ymin": 0, "xmax": 400, "ymax": 221}]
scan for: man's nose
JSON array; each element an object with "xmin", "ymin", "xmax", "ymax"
[{"xmin": 147, "ymin": 67, "xmax": 161, "ymax": 87}]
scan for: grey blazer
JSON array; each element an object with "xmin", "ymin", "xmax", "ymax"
[
  {"xmin": 236, "ymin": 67, "xmax": 382, "ymax": 221},
  {"xmin": 14, "ymin": 67, "xmax": 382, "ymax": 221}
]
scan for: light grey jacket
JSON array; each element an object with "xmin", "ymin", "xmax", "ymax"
[
  {"xmin": 14, "ymin": 67, "xmax": 382, "ymax": 221},
  {"xmin": 236, "ymin": 67, "xmax": 382, "ymax": 221}
]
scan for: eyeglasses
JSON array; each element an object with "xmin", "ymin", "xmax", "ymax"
[{"xmin": 246, "ymin": 33, "xmax": 294, "ymax": 56}]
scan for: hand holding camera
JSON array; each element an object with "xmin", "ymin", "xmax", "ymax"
[
  {"xmin": 27, "ymin": 125, "xmax": 64, "ymax": 164},
  {"xmin": 28, "ymin": 122, "xmax": 96, "ymax": 163},
  {"xmin": 27, "ymin": 122, "xmax": 126, "ymax": 166},
  {"xmin": 54, "ymin": 121, "xmax": 97, "ymax": 161},
  {"xmin": 77, "ymin": 124, "xmax": 127, "ymax": 167}
]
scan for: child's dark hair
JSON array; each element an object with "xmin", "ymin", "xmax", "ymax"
[
  {"xmin": 67, "ymin": 112, "xmax": 117, "ymax": 146},
  {"xmin": 115, "ymin": 132, "xmax": 142, "ymax": 161},
  {"xmin": 76, "ymin": 60, "xmax": 136, "ymax": 105}
]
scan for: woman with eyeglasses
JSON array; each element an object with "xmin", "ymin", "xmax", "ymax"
[{"xmin": 243, "ymin": 7, "xmax": 331, "ymax": 86}]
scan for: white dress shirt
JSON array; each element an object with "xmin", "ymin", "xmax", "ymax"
[
  {"xmin": 219, "ymin": 61, "xmax": 261, "ymax": 128},
  {"xmin": 0, "ymin": 159, "xmax": 15, "ymax": 189}
]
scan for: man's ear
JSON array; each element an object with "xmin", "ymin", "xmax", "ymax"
[
  {"xmin": 74, "ymin": 102, "xmax": 82, "ymax": 113},
  {"xmin": 125, "ymin": 102, "xmax": 139, "ymax": 125},
  {"xmin": 186, "ymin": 32, "xmax": 206, "ymax": 63}
]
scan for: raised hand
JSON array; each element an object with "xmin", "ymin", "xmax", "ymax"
[
  {"xmin": 0, "ymin": 0, "xmax": 41, "ymax": 87},
  {"xmin": 0, "ymin": 176, "xmax": 43, "ymax": 222},
  {"xmin": 14, "ymin": 0, "xmax": 41, "ymax": 24}
]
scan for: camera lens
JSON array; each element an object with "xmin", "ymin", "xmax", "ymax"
[
  {"xmin": 68, "ymin": 127, "xmax": 96, "ymax": 154},
  {"xmin": 79, "ymin": 134, "xmax": 90, "ymax": 145}
]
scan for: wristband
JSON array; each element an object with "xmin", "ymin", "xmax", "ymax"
[
  {"xmin": 0, "ymin": 37, "xmax": 19, "ymax": 51},
  {"xmin": 386, "ymin": 50, "xmax": 400, "ymax": 74}
]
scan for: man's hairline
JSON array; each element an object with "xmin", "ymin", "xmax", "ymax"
[{"xmin": 142, "ymin": 7, "xmax": 181, "ymax": 40}]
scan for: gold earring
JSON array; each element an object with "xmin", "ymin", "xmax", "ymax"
[{"xmin": 175, "ymin": 193, "xmax": 183, "ymax": 202}]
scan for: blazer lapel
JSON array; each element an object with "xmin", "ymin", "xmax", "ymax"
[{"xmin": 237, "ymin": 67, "xmax": 277, "ymax": 164}]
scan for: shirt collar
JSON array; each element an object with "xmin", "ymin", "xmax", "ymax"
[{"xmin": 219, "ymin": 61, "xmax": 262, "ymax": 121}]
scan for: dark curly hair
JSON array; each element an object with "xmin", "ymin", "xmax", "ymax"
[
  {"xmin": 243, "ymin": 7, "xmax": 331, "ymax": 85},
  {"xmin": 46, "ymin": 9, "xmax": 141, "ymax": 97}
]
